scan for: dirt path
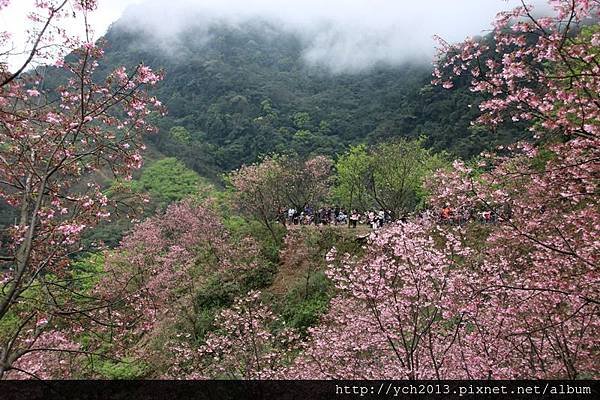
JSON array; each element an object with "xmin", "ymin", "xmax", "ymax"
[
  {"xmin": 269, "ymin": 231, "xmax": 311, "ymax": 297},
  {"xmin": 268, "ymin": 225, "xmax": 371, "ymax": 297}
]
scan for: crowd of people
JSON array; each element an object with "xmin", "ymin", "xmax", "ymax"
[
  {"xmin": 278, "ymin": 206, "xmax": 393, "ymax": 229},
  {"xmin": 276, "ymin": 203, "xmax": 506, "ymax": 230}
]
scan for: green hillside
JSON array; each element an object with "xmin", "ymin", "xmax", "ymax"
[
  {"xmin": 0, "ymin": 20, "xmax": 525, "ymax": 235},
  {"xmin": 93, "ymin": 19, "xmax": 522, "ymax": 174}
]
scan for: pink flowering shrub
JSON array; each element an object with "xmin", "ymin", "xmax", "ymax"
[
  {"xmin": 289, "ymin": 220, "xmax": 472, "ymax": 379},
  {"xmin": 0, "ymin": 0, "xmax": 164, "ymax": 378},
  {"xmin": 197, "ymin": 291, "xmax": 299, "ymax": 379},
  {"xmin": 288, "ymin": 0, "xmax": 599, "ymax": 380},
  {"xmin": 433, "ymin": 1, "xmax": 599, "ymax": 139},
  {"xmin": 428, "ymin": 0, "xmax": 599, "ymax": 378},
  {"xmin": 87, "ymin": 200, "xmax": 265, "ymax": 377},
  {"xmin": 8, "ymin": 331, "xmax": 80, "ymax": 379}
]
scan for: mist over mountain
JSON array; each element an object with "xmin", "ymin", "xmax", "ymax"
[
  {"xmin": 114, "ymin": 0, "xmax": 524, "ymax": 73},
  {"xmin": 77, "ymin": 16, "xmax": 524, "ymax": 178}
]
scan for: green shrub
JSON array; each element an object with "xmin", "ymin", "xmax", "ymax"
[
  {"xmin": 96, "ymin": 357, "xmax": 148, "ymax": 379},
  {"xmin": 71, "ymin": 253, "xmax": 105, "ymax": 293},
  {"xmin": 280, "ymin": 272, "xmax": 333, "ymax": 336},
  {"xmin": 242, "ymin": 263, "xmax": 277, "ymax": 290},
  {"xmin": 223, "ymin": 217, "xmax": 286, "ymax": 263},
  {"xmin": 137, "ymin": 157, "xmax": 205, "ymax": 204},
  {"xmin": 195, "ymin": 275, "xmax": 239, "ymax": 310}
]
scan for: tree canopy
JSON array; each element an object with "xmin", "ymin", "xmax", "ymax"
[
  {"xmin": 76, "ymin": 20, "xmax": 527, "ymax": 176},
  {"xmin": 333, "ymin": 139, "xmax": 447, "ymax": 218}
]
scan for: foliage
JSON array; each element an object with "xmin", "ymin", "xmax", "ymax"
[
  {"xmin": 3, "ymin": 0, "xmax": 598, "ymax": 381},
  {"xmin": 223, "ymin": 217, "xmax": 286, "ymax": 264},
  {"xmin": 227, "ymin": 155, "xmax": 288, "ymax": 239},
  {"xmin": 92, "ymin": 19, "xmax": 525, "ymax": 175},
  {"xmin": 279, "ymin": 155, "xmax": 333, "ymax": 211},
  {"xmin": 334, "ymin": 138, "xmax": 447, "ymax": 217},
  {"xmin": 82, "ymin": 199, "xmax": 284, "ymax": 378},
  {"xmin": 0, "ymin": 0, "xmax": 164, "ymax": 379},
  {"xmin": 280, "ymin": 272, "xmax": 332, "ymax": 337},
  {"xmin": 272, "ymin": 227, "xmax": 362, "ymax": 337},
  {"xmin": 169, "ymin": 126, "xmax": 192, "ymax": 144},
  {"xmin": 71, "ymin": 253, "xmax": 105, "ymax": 293},
  {"xmin": 135, "ymin": 157, "xmax": 207, "ymax": 206},
  {"xmin": 227, "ymin": 154, "xmax": 332, "ymax": 238},
  {"xmin": 368, "ymin": 138, "xmax": 447, "ymax": 218},
  {"xmin": 81, "ymin": 157, "xmax": 213, "ymax": 249},
  {"xmin": 332, "ymin": 145, "xmax": 372, "ymax": 212},
  {"xmin": 95, "ymin": 357, "xmax": 148, "ymax": 380},
  {"xmin": 288, "ymin": 220, "xmax": 465, "ymax": 379},
  {"xmin": 288, "ymin": 0, "xmax": 600, "ymax": 380}
]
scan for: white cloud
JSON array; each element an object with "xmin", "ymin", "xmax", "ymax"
[
  {"xmin": 1, "ymin": 0, "xmax": 143, "ymax": 69},
  {"xmin": 2, "ymin": 0, "xmax": 543, "ymax": 72},
  {"xmin": 116, "ymin": 0, "xmax": 526, "ymax": 72}
]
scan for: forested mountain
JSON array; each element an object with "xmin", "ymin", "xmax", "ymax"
[
  {"xmin": 88, "ymin": 19, "xmax": 523, "ymax": 176},
  {"xmin": 2, "ymin": 0, "xmax": 598, "ymax": 383},
  {"xmin": 0, "ymin": 18, "xmax": 525, "ymax": 233}
]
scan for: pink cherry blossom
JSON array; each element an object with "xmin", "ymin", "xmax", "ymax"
[{"xmin": 0, "ymin": 0, "xmax": 164, "ymax": 379}]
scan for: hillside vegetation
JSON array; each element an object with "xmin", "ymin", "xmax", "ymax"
[
  {"xmin": 1, "ymin": 0, "xmax": 597, "ymax": 382},
  {"xmin": 93, "ymin": 20, "xmax": 523, "ymax": 173}
]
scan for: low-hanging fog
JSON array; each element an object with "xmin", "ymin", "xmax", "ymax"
[{"xmin": 115, "ymin": 0, "xmax": 534, "ymax": 73}]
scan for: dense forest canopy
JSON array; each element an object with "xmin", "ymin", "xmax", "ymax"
[
  {"xmin": 90, "ymin": 19, "xmax": 524, "ymax": 174},
  {"xmin": 0, "ymin": 16, "xmax": 525, "ymax": 233}
]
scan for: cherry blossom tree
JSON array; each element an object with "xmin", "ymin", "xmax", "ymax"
[
  {"xmin": 280, "ymin": 155, "xmax": 333, "ymax": 212},
  {"xmin": 288, "ymin": 220, "xmax": 471, "ymax": 379},
  {"xmin": 98, "ymin": 200, "xmax": 260, "ymax": 338},
  {"xmin": 0, "ymin": 0, "xmax": 164, "ymax": 378},
  {"xmin": 433, "ymin": 0, "xmax": 599, "ymax": 140},
  {"xmin": 198, "ymin": 290, "xmax": 299, "ymax": 379},
  {"xmin": 428, "ymin": 0, "xmax": 599, "ymax": 378},
  {"xmin": 290, "ymin": 0, "xmax": 599, "ymax": 380},
  {"xmin": 86, "ymin": 199, "xmax": 264, "ymax": 378},
  {"xmin": 228, "ymin": 155, "xmax": 332, "ymax": 238},
  {"xmin": 228, "ymin": 155, "xmax": 287, "ymax": 240},
  {"xmin": 426, "ymin": 141, "xmax": 599, "ymax": 379}
]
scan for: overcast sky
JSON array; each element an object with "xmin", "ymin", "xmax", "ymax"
[{"xmin": 2, "ymin": 0, "xmax": 531, "ymax": 72}]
